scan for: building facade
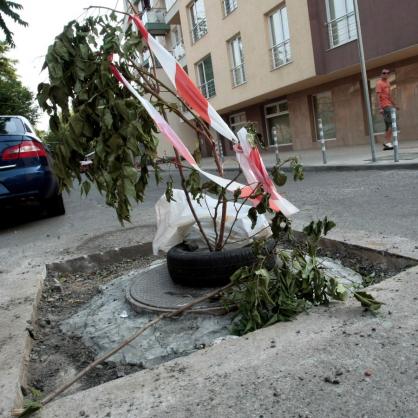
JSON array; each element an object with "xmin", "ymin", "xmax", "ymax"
[{"xmin": 132, "ymin": 0, "xmax": 418, "ymax": 157}]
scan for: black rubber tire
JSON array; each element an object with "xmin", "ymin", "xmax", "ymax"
[
  {"xmin": 167, "ymin": 240, "xmax": 276, "ymax": 287},
  {"xmin": 44, "ymin": 194, "xmax": 65, "ymax": 217}
]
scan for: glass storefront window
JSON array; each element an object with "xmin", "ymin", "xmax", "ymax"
[
  {"xmin": 265, "ymin": 101, "xmax": 292, "ymax": 145},
  {"xmin": 229, "ymin": 112, "xmax": 247, "ymax": 134}
]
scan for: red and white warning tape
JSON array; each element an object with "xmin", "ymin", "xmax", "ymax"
[{"xmin": 107, "ymin": 15, "xmax": 298, "ymax": 216}]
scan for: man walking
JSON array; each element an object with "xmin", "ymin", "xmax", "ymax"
[{"xmin": 376, "ymin": 69, "xmax": 398, "ymax": 150}]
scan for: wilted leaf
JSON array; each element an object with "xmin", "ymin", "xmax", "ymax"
[{"xmin": 354, "ymin": 291, "xmax": 384, "ymax": 311}]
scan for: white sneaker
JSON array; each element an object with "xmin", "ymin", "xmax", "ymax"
[{"xmin": 383, "ymin": 143, "xmax": 394, "ymax": 150}]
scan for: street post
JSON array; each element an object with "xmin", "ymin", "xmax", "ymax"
[
  {"xmin": 391, "ymin": 108, "xmax": 399, "ymax": 162},
  {"xmin": 353, "ymin": 0, "xmax": 377, "ymax": 162},
  {"xmin": 272, "ymin": 126, "xmax": 280, "ymax": 164},
  {"xmin": 317, "ymin": 118, "xmax": 328, "ymax": 164}
]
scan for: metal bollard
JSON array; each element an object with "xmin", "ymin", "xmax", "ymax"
[
  {"xmin": 217, "ymin": 138, "xmax": 224, "ymax": 164},
  {"xmin": 272, "ymin": 126, "xmax": 280, "ymax": 164},
  {"xmin": 391, "ymin": 108, "xmax": 399, "ymax": 163},
  {"xmin": 317, "ymin": 118, "xmax": 327, "ymax": 164}
]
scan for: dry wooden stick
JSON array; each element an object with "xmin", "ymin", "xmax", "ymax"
[{"xmin": 11, "ymin": 282, "xmax": 233, "ymax": 416}]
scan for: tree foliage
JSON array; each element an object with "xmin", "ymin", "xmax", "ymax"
[
  {"xmin": 0, "ymin": 0, "xmax": 28, "ymax": 47},
  {"xmin": 37, "ymin": 15, "xmax": 160, "ymax": 222},
  {"xmin": 223, "ymin": 218, "xmax": 383, "ymax": 335},
  {"xmin": 0, "ymin": 42, "xmax": 38, "ymax": 123}
]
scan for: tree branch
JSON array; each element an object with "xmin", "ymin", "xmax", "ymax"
[{"xmin": 31, "ymin": 283, "xmax": 233, "ymax": 410}]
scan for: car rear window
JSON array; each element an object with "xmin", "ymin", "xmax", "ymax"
[{"xmin": 0, "ymin": 117, "xmax": 25, "ymax": 135}]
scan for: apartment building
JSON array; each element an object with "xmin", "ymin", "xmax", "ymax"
[{"xmin": 132, "ymin": 0, "xmax": 418, "ymax": 157}]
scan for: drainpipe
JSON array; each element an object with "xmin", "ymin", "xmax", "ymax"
[{"xmin": 353, "ymin": 0, "xmax": 377, "ymax": 162}]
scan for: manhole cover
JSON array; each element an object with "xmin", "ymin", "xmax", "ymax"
[{"xmin": 126, "ymin": 261, "xmax": 224, "ymax": 314}]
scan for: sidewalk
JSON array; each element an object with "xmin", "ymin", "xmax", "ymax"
[{"xmin": 200, "ymin": 140, "xmax": 418, "ymax": 171}]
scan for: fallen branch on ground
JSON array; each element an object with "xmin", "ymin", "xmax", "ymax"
[{"xmin": 11, "ymin": 282, "xmax": 233, "ymax": 417}]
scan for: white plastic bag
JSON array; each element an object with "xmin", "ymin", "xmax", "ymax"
[{"xmin": 153, "ymin": 189, "xmax": 272, "ymax": 255}]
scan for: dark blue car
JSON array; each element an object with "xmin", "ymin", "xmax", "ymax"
[{"xmin": 0, "ymin": 115, "xmax": 65, "ymax": 216}]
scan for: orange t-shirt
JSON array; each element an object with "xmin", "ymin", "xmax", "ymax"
[{"xmin": 376, "ymin": 79, "xmax": 393, "ymax": 109}]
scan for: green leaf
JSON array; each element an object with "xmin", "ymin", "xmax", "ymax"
[
  {"xmin": 272, "ymin": 166, "xmax": 287, "ymax": 187},
  {"xmin": 354, "ymin": 291, "xmax": 384, "ymax": 311},
  {"xmin": 233, "ymin": 188, "xmax": 241, "ymax": 202},
  {"xmin": 49, "ymin": 115, "xmax": 60, "ymax": 133},
  {"xmin": 81, "ymin": 180, "xmax": 91, "ymax": 196},
  {"xmin": 123, "ymin": 166, "xmax": 139, "ymax": 184},
  {"xmin": 324, "ymin": 217, "xmax": 336, "ymax": 235},
  {"xmin": 327, "ymin": 278, "xmax": 348, "ymax": 301},
  {"xmin": 256, "ymin": 193, "xmax": 270, "ymax": 214},
  {"xmin": 165, "ymin": 177, "xmax": 176, "ymax": 202},
  {"xmin": 103, "ymin": 109, "xmax": 113, "ymax": 129},
  {"xmin": 17, "ymin": 401, "xmax": 42, "ymax": 417},
  {"xmin": 123, "ymin": 178, "xmax": 137, "ymax": 198},
  {"xmin": 69, "ymin": 114, "xmax": 83, "ymax": 137},
  {"xmin": 248, "ymin": 207, "xmax": 258, "ymax": 229}
]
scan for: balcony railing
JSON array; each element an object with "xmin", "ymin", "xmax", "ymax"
[
  {"xmin": 327, "ymin": 12, "xmax": 357, "ymax": 48},
  {"xmin": 141, "ymin": 8, "xmax": 170, "ymax": 35},
  {"xmin": 170, "ymin": 42, "xmax": 186, "ymax": 62},
  {"xmin": 142, "ymin": 8, "xmax": 167, "ymax": 25},
  {"xmin": 222, "ymin": 0, "xmax": 238, "ymax": 17},
  {"xmin": 231, "ymin": 63, "xmax": 246, "ymax": 87},
  {"xmin": 199, "ymin": 79, "xmax": 216, "ymax": 99},
  {"xmin": 270, "ymin": 39, "xmax": 292, "ymax": 70},
  {"xmin": 191, "ymin": 19, "xmax": 208, "ymax": 43}
]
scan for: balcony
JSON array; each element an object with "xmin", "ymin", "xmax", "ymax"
[
  {"xmin": 170, "ymin": 42, "xmax": 186, "ymax": 66},
  {"xmin": 142, "ymin": 8, "xmax": 170, "ymax": 35},
  {"xmin": 165, "ymin": 0, "xmax": 180, "ymax": 24},
  {"xmin": 327, "ymin": 12, "xmax": 358, "ymax": 49},
  {"xmin": 270, "ymin": 39, "xmax": 292, "ymax": 70},
  {"xmin": 199, "ymin": 79, "xmax": 216, "ymax": 99},
  {"xmin": 231, "ymin": 63, "xmax": 246, "ymax": 87}
]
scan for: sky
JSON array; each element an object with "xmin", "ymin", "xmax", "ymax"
[{"xmin": 6, "ymin": 0, "xmax": 122, "ymax": 129}]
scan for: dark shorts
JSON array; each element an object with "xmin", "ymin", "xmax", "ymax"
[{"xmin": 383, "ymin": 107, "xmax": 394, "ymax": 132}]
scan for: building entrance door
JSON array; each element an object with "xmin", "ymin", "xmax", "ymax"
[{"xmin": 265, "ymin": 101, "xmax": 292, "ymax": 146}]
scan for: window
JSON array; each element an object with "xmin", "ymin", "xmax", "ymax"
[
  {"xmin": 222, "ymin": 0, "xmax": 237, "ymax": 17},
  {"xmin": 196, "ymin": 55, "xmax": 216, "ymax": 99},
  {"xmin": 312, "ymin": 91, "xmax": 336, "ymax": 140},
  {"xmin": 369, "ymin": 73, "xmax": 397, "ymax": 134},
  {"xmin": 326, "ymin": 0, "xmax": 357, "ymax": 48},
  {"xmin": 0, "ymin": 117, "xmax": 25, "ymax": 135},
  {"xmin": 229, "ymin": 112, "xmax": 247, "ymax": 134},
  {"xmin": 166, "ymin": 0, "xmax": 177, "ymax": 10},
  {"xmin": 264, "ymin": 101, "xmax": 292, "ymax": 145},
  {"xmin": 170, "ymin": 26, "xmax": 185, "ymax": 61},
  {"xmin": 268, "ymin": 7, "xmax": 291, "ymax": 70},
  {"xmin": 189, "ymin": 0, "xmax": 208, "ymax": 43},
  {"xmin": 229, "ymin": 35, "xmax": 246, "ymax": 87}
]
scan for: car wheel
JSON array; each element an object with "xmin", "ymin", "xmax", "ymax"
[{"xmin": 44, "ymin": 194, "xmax": 65, "ymax": 217}]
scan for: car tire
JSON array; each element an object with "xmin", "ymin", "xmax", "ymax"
[
  {"xmin": 44, "ymin": 194, "xmax": 65, "ymax": 217},
  {"xmin": 166, "ymin": 240, "xmax": 276, "ymax": 288}
]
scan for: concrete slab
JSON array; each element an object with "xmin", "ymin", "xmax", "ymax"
[
  {"xmin": 0, "ymin": 222, "xmax": 156, "ymax": 418},
  {"xmin": 38, "ymin": 266, "xmax": 418, "ymax": 418},
  {"xmin": 0, "ymin": 263, "xmax": 45, "ymax": 418}
]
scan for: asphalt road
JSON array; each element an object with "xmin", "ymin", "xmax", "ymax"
[{"xmin": 0, "ymin": 169, "xmax": 417, "ymax": 268}]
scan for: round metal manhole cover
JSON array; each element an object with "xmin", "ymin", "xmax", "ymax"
[{"xmin": 126, "ymin": 261, "xmax": 224, "ymax": 314}]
